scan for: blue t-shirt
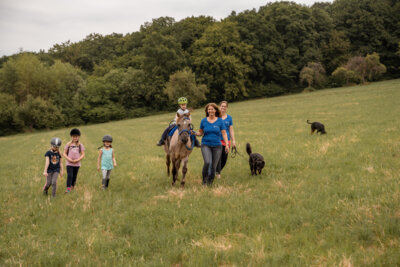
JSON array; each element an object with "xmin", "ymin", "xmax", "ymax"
[
  {"xmin": 200, "ymin": 117, "xmax": 227, "ymax": 146},
  {"xmin": 220, "ymin": 115, "xmax": 233, "ymax": 141}
]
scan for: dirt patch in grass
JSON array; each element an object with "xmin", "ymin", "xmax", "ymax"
[{"xmin": 192, "ymin": 236, "xmax": 233, "ymax": 251}]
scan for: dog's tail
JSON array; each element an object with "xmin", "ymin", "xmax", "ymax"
[
  {"xmin": 246, "ymin": 143, "xmax": 252, "ymax": 155},
  {"xmin": 307, "ymin": 120, "xmax": 312, "ymax": 124}
]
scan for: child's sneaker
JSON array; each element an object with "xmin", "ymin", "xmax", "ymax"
[
  {"xmin": 65, "ymin": 187, "xmax": 71, "ymax": 193},
  {"xmin": 43, "ymin": 189, "xmax": 48, "ymax": 196}
]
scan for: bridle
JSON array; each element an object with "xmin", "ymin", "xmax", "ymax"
[{"xmin": 178, "ymin": 117, "xmax": 195, "ymax": 151}]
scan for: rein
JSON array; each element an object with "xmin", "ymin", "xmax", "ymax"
[{"xmin": 230, "ymin": 146, "xmax": 242, "ymax": 158}]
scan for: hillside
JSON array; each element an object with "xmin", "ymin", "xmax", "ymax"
[{"xmin": 1, "ymin": 79, "xmax": 399, "ymax": 265}]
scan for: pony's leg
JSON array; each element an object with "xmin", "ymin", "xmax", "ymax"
[
  {"xmin": 173, "ymin": 159, "xmax": 181, "ymax": 186},
  {"xmin": 171, "ymin": 159, "xmax": 177, "ymax": 186},
  {"xmin": 166, "ymin": 154, "xmax": 171, "ymax": 176},
  {"xmin": 181, "ymin": 159, "xmax": 188, "ymax": 187}
]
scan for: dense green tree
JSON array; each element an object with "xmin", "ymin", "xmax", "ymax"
[
  {"xmin": 0, "ymin": 93, "xmax": 23, "ymax": 135},
  {"xmin": 18, "ymin": 95, "xmax": 64, "ymax": 129},
  {"xmin": 331, "ymin": 0, "xmax": 399, "ymax": 76},
  {"xmin": 320, "ymin": 30, "xmax": 351, "ymax": 74},
  {"xmin": 164, "ymin": 68, "xmax": 208, "ymax": 109},
  {"xmin": 140, "ymin": 31, "xmax": 186, "ymax": 81},
  {"xmin": 365, "ymin": 52, "xmax": 386, "ymax": 81},
  {"xmin": 299, "ymin": 62, "xmax": 326, "ymax": 88},
  {"xmin": 345, "ymin": 56, "xmax": 368, "ymax": 83},
  {"xmin": 171, "ymin": 16, "xmax": 215, "ymax": 52},
  {"xmin": 140, "ymin": 17, "xmax": 176, "ymax": 36},
  {"xmin": 77, "ymin": 76, "xmax": 125, "ymax": 123},
  {"xmin": 192, "ymin": 21, "xmax": 252, "ymax": 101},
  {"xmin": 0, "ymin": 53, "xmax": 57, "ymax": 103},
  {"xmin": 332, "ymin": 66, "xmax": 359, "ymax": 86}
]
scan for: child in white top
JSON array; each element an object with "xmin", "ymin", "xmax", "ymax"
[{"xmin": 156, "ymin": 97, "xmax": 200, "ymax": 147}]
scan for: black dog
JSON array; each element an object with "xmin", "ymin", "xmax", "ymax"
[
  {"xmin": 246, "ymin": 143, "xmax": 265, "ymax": 175},
  {"xmin": 307, "ymin": 120, "xmax": 327, "ymax": 135}
]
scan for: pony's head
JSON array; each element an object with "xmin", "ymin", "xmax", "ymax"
[{"xmin": 176, "ymin": 112, "xmax": 192, "ymax": 145}]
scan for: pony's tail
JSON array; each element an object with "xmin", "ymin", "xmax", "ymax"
[
  {"xmin": 246, "ymin": 143, "xmax": 252, "ymax": 156},
  {"xmin": 307, "ymin": 120, "xmax": 312, "ymax": 124}
]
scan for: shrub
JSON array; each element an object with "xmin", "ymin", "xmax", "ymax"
[
  {"xmin": 164, "ymin": 68, "xmax": 208, "ymax": 108},
  {"xmin": 0, "ymin": 93, "xmax": 23, "ymax": 135},
  {"xmin": 17, "ymin": 95, "xmax": 64, "ymax": 130}
]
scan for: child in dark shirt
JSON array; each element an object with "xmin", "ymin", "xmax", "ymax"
[{"xmin": 43, "ymin": 137, "xmax": 64, "ymax": 197}]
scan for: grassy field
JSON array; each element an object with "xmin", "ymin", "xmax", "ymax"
[{"xmin": 1, "ymin": 79, "xmax": 400, "ymax": 266}]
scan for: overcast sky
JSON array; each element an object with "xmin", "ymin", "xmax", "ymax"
[{"xmin": 0, "ymin": 0, "xmax": 332, "ymax": 57}]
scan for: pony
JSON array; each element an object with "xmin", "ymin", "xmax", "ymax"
[{"xmin": 163, "ymin": 112, "xmax": 194, "ymax": 187}]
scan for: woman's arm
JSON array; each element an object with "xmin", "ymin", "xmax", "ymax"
[
  {"xmin": 112, "ymin": 150, "xmax": 117, "ymax": 167},
  {"xmin": 43, "ymin": 157, "xmax": 49, "ymax": 176},
  {"xmin": 229, "ymin": 125, "xmax": 236, "ymax": 147},
  {"xmin": 221, "ymin": 130, "xmax": 229, "ymax": 153},
  {"xmin": 196, "ymin": 129, "xmax": 204, "ymax": 136}
]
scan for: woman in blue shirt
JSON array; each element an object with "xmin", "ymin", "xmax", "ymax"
[
  {"xmin": 216, "ymin": 101, "xmax": 236, "ymax": 179},
  {"xmin": 194, "ymin": 103, "xmax": 229, "ymax": 186}
]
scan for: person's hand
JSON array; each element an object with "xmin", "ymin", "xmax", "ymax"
[
  {"xmin": 225, "ymin": 145, "xmax": 229, "ymax": 154},
  {"xmin": 114, "ymin": 163, "xmax": 117, "ymax": 167},
  {"xmin": 43, "ymin": 172, "xmax": 48, "ymax": 177},
  {"xmin": 97, "ymin": 166, "xmax": 100, "ymax": 172},
  {"xmin": 232, "ymin": 141, "xmax": 236, "ymax": 148},
  {"xmin": 59, "ymin": 171, "xmax": 63, "ymax": 177}
]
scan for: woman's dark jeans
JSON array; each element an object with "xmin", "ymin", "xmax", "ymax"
[{"xmin": 201, "ymin": 144, "xmax": 222, "ymax": 185}]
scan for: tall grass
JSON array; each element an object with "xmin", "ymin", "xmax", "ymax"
[{"xmin": 1, "ymin": 80, "xmax": 399, "ymax": 266}]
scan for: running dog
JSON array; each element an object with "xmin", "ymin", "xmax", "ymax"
[
  {"xmin": 307, "ymin": 120, "xmax": 327, "ymax": 135},
  {"xmin": 246, "ymin": 143, "xmax": 265, "ymax": 175}
]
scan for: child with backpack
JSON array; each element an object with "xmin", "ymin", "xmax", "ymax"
[
  {"xmin": 43, "ymin": 137, "xmax": 63, "ymax": 197},
  {"xmin": 156, "ymin": 97, "xmax": 200, "ymax": 147},
  {"xmin": 97, "ymin": 135, "xmax": 117, "ymax": 189},
  {"xmin": 63, "ymin": 128, "xmax": 85, "ymax": 193}
]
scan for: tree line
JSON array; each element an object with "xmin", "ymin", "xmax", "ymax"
[{"xmin": 0, "ymin": 0, "xmax": 399, "ymax": 135}]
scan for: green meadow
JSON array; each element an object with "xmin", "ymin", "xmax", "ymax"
[{"xmin": 1, "ymin": 80, "xmax": 399, "ymax": 266}]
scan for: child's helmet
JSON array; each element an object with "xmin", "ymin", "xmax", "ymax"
[
  {"xmin": 102, "ymin": 135, "xmax": 113, "ymax": 142},
  {"xmin": 70, "ymin": 128, "xmax": 81, "ymax": 136},
  {"xmin": 50, "ymin": 137, "xmax": 62, "ymax": 147},
  {"xmin": 178, "ymin": 97, "xmax": 188, "ymax": 104}
]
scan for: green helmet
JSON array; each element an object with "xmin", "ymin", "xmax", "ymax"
[{"xmin": 178, "ymin": 97, "xmax": 188, "ymax": 104}]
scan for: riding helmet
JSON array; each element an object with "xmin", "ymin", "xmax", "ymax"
[
  {"xmin": 50, "ymin": 137, "xmax": 62, "ymax": 147},
  {"xmin": 178, "ymin": 97, "xmax": 188, "ymax": 104},
  {"xmin": 102, "ymin": 135, "xmax": 113, "ymax": 142},
  {"xmin": 70, "ymin": 128, "xmax": 81, "ymax": 136}
]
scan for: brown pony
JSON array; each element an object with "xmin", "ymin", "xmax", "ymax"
[{"xmin": 163, "ymin": 113, "xmax": 194, "ymax": 187}]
